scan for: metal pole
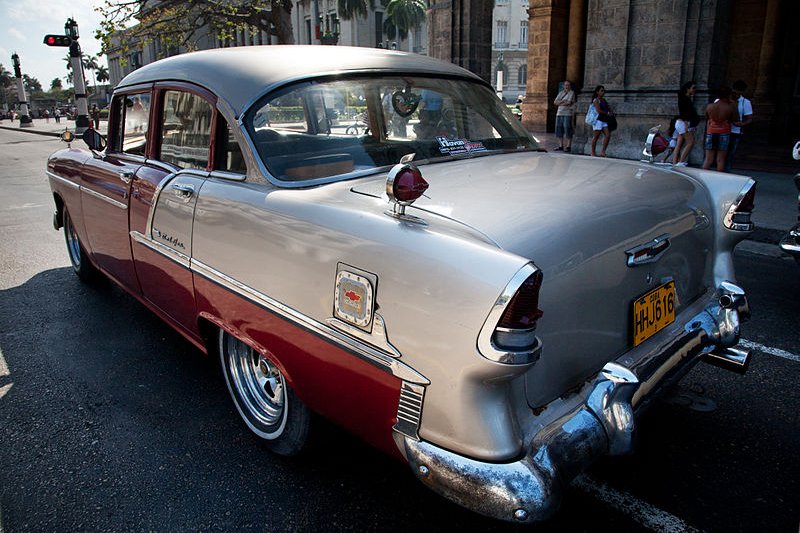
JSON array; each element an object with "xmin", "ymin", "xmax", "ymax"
[
  {"xmin": 66, "ymin": 18, "xmax": 90, "ymax": 134},
  {"xmin": 11, "ymin": 53, "xmax": 33, "ymax": 127}
]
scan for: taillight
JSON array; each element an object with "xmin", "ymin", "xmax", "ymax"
[
  {"xmin": 493, "ymin": 270, "xmax": 544, "ymax": 350},
  {"xmin": 724, "ymin": 181, "xmax": 756, "ymax": 231}
]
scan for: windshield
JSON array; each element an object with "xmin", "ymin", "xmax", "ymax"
[{"xmin": 243, "ymin": 76, "xmax": 538, "ymax": 184}]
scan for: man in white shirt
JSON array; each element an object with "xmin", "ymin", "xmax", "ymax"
[{"xmin": 725, "ymin": 80, "xmax": 753, "ymax": 172}]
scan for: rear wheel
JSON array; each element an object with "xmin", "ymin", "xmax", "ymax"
[
  {"xmin": 63, "ymin": 209, "xmax": 98, "ymax": 282},
  {"xmin": 218, "ymin": 330, "xmax": 310, "ymax": 456}
]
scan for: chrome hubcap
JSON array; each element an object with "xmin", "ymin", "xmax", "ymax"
[
  {"xmin": 64, "ymin": 213, "xmax": 81, "ymax": 268},
  {"xmin": 226, "ymin": 335, "xmax": 285, "ymax": 427}
]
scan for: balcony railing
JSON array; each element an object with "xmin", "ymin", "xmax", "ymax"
[{"xmin": 495, "ymin": 41, "xmax": 509, "ymax": 49}]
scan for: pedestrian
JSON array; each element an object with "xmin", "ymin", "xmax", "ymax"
[
  {"xmin": 54, "ymin": 108, "xmax": 61, "ymax": 123},
  {"xmin": 90, "ymin": 104, "xmax": 100, "ymax": 130},
  {"xmin": 590, "ymin": 85, "xmax": 615, "ymax": 157},
  {"xmin": 671, "ymin": 81, "xmax": 699, "ymax": 167},
  {"xmin": 44, "ymin": 108, "xmax": 50, "ymax": 123},
  {"xmin": 553, "ymin": 80, "xmax": 576, "ymax": 152},
  {"xmin": 702, "ymin": 86, "xmax": 739, "ymax": 171},
  {"xmin": 725, "ymin": 80, "xmax": 753, "ymax": 172}
]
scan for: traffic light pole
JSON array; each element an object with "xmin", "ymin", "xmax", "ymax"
[
  {"xmin": 11, "ymin": 53, "xmax": 33, "ymax": 128},
  {"xmin": 69, "ymin": 40, "xmax": 90, "ymax": 134},
  {"xmin": 65, "ymin": 18, "xmax": 90, "ymax": 134}
]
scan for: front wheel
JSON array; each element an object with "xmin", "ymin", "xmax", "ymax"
[
  {"xmin": 63, "ymin": 209, "xmax": 98, "ymax": 283},
  {"xmin": 218, "ymin": 330, "xmax": 310, "ymax": 456}
]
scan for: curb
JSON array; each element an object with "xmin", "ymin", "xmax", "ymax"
[{"xmin": 0, "ymin": 125, "xmax": 63, "ymax": 138}]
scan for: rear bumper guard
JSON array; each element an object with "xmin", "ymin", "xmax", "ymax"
[
  {"xmin": 394, "ymin": 282, "xmax": 750, "ymax": 523},
  {"xmin": 779, "ymin": 224, "xmax": 800, "ymax": 256}
]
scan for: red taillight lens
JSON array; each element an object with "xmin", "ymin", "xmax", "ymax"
[
  {"xmin": 725, "ymin": 182, "xmax": 756, "ymax": 230},
  {"xmin": 494, "ymin": 271, "xmax": 543, "ymax": 350},
  {"xmin": 498, "ymin": 270, "xmax": 544, "ymax": 329},
  {"xmin": 734, "ymin": 183, "xmax": 756, "ymax": 213},
  {"xmin": 392, "ymin": 166, "xmax": 428, "ymax": 204}
]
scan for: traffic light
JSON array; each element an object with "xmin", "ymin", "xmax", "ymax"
[{"xmin": 43, "ymin": 34, "xmax": 72, "ymax": 47}]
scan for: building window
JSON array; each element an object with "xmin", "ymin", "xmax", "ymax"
[
  {"xmin": 496, "ymin": 21, "xmax": 508, "ymax": 48},
  {"xmin": 518, "ymin": 65, "xmax": 527, "ymax": 87},
  {"xmin": 519, "ymin": 21, "xmax": 528, "ymax": 48}
]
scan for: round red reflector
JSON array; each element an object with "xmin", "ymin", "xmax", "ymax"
[{"xmin": 392, "ymin": 166, "xmax": 428, "ymax": 204}]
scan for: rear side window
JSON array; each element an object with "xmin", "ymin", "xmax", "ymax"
[{"xmin": 160, "ymin": 90, "xmax": 214, "ymax": 170}]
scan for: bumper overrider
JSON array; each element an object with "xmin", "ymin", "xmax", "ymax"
[
  {"xmin": 779, "ymin": 223, "xmax": 800, "ymax": 257},
  {"xmin": 393, "ymin": 282, "xmax": 751, "ymax": 523}
]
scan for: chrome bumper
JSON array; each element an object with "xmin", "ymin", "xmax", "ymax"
[
  {"xmin": 779, "ymin": 224, "xmax": 800, "ymax": 256},
  {"xmin": 394, "ymin": 282, "xmax": 751, "ymax": 523}
]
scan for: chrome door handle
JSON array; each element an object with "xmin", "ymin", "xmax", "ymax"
[
  {"xmin": 172, "ymin": 183, "xmax": 195, "ymax": 199},
  {"xmin": 119, "ymin": 170, "xmax": 133, "ymax": 184}
]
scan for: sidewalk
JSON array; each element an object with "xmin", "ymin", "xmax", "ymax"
[{"xmin": 2, "ymin": 119, "xmax": 796, "ymax": 235}]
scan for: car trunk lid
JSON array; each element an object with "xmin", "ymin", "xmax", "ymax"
[{"xmin": 351, "ymin": 152, "xmax": 715, "ymax": 407}]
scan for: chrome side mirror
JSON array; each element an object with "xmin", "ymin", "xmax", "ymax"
[{"xmin": 82, "ymin": 128, "xmax": 107, "ymax": 153}]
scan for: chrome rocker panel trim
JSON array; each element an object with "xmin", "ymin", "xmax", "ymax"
[{"xmin": 394, "ymin": 282, "xmax": 751, "ymax": 523}]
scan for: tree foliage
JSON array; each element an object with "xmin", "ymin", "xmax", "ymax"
[
  {"xmin": 95, "ymin": 0, "xmax": 295, "ymax": 62},
  {"xmin": 23, "ymin": 75, "xmax": 42, "ymax": 94},
  {"xmin": 50, "ymin": 78, "xmax": 63, "ymax": 91},
  {"xmin": 0, "ymin": 64, "xmax": 13, "ymax": 89},
  {"xmin": 385, "ymin": 0, "xmax": 427, "ymax": 35}
]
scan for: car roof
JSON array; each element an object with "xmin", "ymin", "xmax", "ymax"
[{"xmin": 117, "ymin": 45, "xmax": 488, "ymax": 118}]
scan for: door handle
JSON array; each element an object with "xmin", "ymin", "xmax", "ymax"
[
  {"xmin": 119, "ymin": 170, "xmax": 133, "ymax": 184},
  {"xmin": 172, "ymin": 183, "xmax": 195, "ymax": 199}
]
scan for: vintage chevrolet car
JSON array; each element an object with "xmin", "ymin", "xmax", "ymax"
[{"xmin": 47, "ymin": 46, "xmax": 756, "ymax": 522}]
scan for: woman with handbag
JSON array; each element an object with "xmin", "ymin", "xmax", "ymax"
[{"xmin": 590, "ymin": 85, "xmax": 616, "ymax": 157}]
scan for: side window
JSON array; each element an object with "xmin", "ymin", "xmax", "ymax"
[
  {"xmin": 160, "ymin": 90, "xmax": 213, "ymax": 169},
  {"xmin": 218, "ymin": 119, "xmax": 246, "ymax": 173},
  {"xmin": 121, "ymin": 93, "xmax": 151, "ymax": 156}
]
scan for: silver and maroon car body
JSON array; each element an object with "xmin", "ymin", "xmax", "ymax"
[
  {"xmin": 46, "ymin": 46, "xmax": 756, "ymax": 522},
  {"xmin": 779, "ymin": 173, "xmax": 800, "ymax": 263}
]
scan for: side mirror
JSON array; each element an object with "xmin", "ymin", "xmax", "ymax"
[{"xmin": 82, "ymin": 128, "xmax": 107, "ymax": 152}]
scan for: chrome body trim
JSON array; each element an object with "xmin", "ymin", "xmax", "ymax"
[
  {"xmin": 191, "ymin": 258, "xmax": 430, "ymax": 385},
  {"xmin": 393, "ymin": 382, "xmax": 426, "ymax": 440},
  {"xmin": 625, "ymin": 233, "xmax": 671, "ymax": 267},
  {"xmin": 325, "ymin": 314, "xmax": 401, "ymax": 359},
  {"xmin": 46, "ymin": 170, "xmax": 80, "ymax": 190},
  {"xmin": 395, "ymin": 282, "xmax": 750, "ymax": 523},
  {"xmin": 209, "ymin": 170, "xmax": 247, "ymax": 182},
  {"xmin": 476, "ymin": 263, "xmax": 543, "ymax": 365},
  {"xmin": 130, "ymin": 230, "xmax": 191, "ymax": 268},
  {"xmin": 82, "ymin": 186, "xmax": 128, "ymax": 210}
]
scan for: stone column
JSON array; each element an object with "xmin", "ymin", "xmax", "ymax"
[
  {"xmin": 428, "ymin": 0, "xmax": 494, "ymax": 83},
  {"xmin": 521, "ymin": 0, "xmax": 570, "ymax": 132},
  {"xmin": 565, "ymin": 0, "xmax": 586, "ymax": 88}
]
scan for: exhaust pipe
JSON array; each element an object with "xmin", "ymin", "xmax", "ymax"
[{"xmin": 704, "ymin": 346, "xmax": 751, "ymax": 375}]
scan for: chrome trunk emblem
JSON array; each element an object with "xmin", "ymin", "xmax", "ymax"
[{"xmin": 625, "ymin": 234, "xmax": 671, "ymax": 267}]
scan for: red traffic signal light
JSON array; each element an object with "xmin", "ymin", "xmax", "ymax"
[{"xmin": 43, "ymin": 34, "xmax": 71, "ymax": 47}]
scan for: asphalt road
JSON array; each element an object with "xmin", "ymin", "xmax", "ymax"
[{"xmin": 0, "ymin": 129, "xmax": 798, "ymax": 532}]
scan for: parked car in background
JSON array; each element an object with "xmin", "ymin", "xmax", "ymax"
[{"xmin": 46, "ymin": 46, "xmax": 756, "ymax": 523}]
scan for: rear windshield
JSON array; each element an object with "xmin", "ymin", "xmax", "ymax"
[{"xmin": 243, "ymin": 75, "xmax": 538, "ymax": 184}]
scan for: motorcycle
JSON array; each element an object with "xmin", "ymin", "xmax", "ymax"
[{"xmin": 778, "ymin": 142, "xmax": 800, "ymax": 264}]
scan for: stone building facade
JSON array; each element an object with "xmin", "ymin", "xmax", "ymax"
[
  {"xmin": 491, "ymin": 0, "xmax": 531, "ymax": 102},
  {"xmin": 521, "ymin": 0, "xmax": 800, "ymax": 161}
]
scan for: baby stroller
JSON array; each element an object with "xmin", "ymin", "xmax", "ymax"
[{"xmin": 641, "ymin": 124, "xmax": 674, "ymax": 165}]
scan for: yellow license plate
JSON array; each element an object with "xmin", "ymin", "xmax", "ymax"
[{"xmin": 632, "ymin": 281, "xmax": 676, "ymax": 347}]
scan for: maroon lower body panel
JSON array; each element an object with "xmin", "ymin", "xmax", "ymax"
[{"xmin": 194, "ymin": 275, "xmax": 404, "ymax": 459}]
